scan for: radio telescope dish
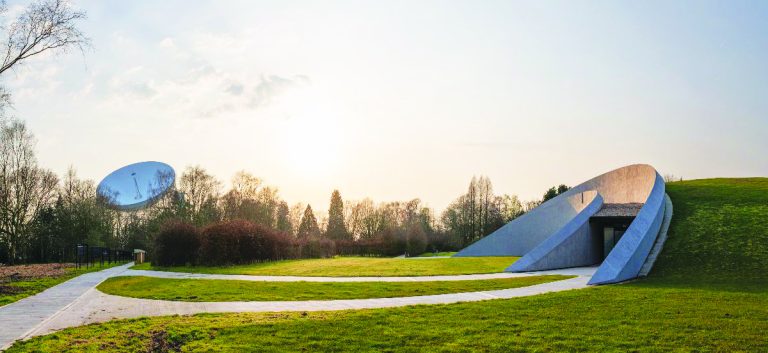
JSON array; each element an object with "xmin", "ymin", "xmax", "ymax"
[{"xmin": 97, "ymin": 161, "xmax": 176, "ymax": 211}]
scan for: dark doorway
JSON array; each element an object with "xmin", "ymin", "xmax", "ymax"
[
  {"xmin": 601, "ymin": 224, "xmax": 628, "ymax": 259},
  {"xmin": 590, "ymin": 203, "xmax": 641, "ymax": 261}
]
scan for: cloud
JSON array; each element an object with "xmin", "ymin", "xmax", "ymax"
[
  {"xmin": 158, "ymin": 37, "xmax": 175, "ymax": 49},
  {"xmin": 108, "ymin": 66, "xmax": 158, "ymax": 99},
  {"xmin": 225, "ymin": 82, "xmax": 244, "ymax": 96},
  {"xmin": 249, "ymin": 75, "xmax": 308, "ymax": 109},
  {"xmin": 104, "ymin": 67, "xmax": 310, "ymax": 120},
  {"xmin": 61, "ymin": 30, "xmax": 314, "ymax": 121},
  {"xmin": 126, "ymin": 81, "xmax": 157, "ymax": 98}
]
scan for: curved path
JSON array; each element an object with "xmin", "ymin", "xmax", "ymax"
[
  {"xmin": 0, "ymin": 263, "xmax": 597, "ymax": 350},
  {"xmin": 119, "ymin": 266, "xmax": 595, "ymax": 282}
]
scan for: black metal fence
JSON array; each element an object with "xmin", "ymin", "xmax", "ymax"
[{"xmin": 74, "ymin": 244, "xmax": 133, "ymax": 269}]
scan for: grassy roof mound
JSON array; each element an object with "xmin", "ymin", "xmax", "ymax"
[{"xmin": 651, "ymin": 178, "xmax": 768, "ymax": 285}]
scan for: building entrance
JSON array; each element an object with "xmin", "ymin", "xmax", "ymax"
[
  {"xmin": 589, "ymin": 203, "xmax": 642, "ymax": 261},
  {"xmin": 602, "ymin": 225, "xmax": 627, "ymax": 260}
]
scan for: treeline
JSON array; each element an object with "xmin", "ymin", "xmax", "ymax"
[
  {"xmin": 1, "ymin": 118, "xmax": 562, "ymax": 265},
  {"xmin": 0, "ymin": 0, "xmax": 558, "ymax": 265}
]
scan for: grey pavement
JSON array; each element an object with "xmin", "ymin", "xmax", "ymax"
[
  {"xmin": 1, "ymin": 263, "xmax": 597, "ymax": 350},
  {"xmin": 0, "ymin": 263, "xmax": 132, "ymax": 350},
  {"xmin": 120, "ymin": 265, "xmax": 595, "ymax": 282},
  {"xmin": 30, "ymin": 272, "xmax": 593, "ymax": 339}
]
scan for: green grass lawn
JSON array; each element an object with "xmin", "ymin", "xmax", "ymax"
[
  {"xmin": 131, "ymin": 256, "xmax": 517, "ymax": 277},
  {"xmin": 11, "ymin": 281, "xmax": 766, "ymax": 353},
  {"xmin": 8, "ymin": 178, "xmax": 768, "ymax": 352},
  {"xmin": 0, "ymin": 262, "xmax": 128, "ymax": 307},
  {"xmin": 97, "ymin": 275, "xmax": 571, "ymax": 301}
]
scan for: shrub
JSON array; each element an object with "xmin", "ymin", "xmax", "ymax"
[
  {"xmin": 199, "ymin": 220, "xmax": 248, "ymax": 265},
  {"xmin": 246, "ymin": 223, "xmax": 293, "ymax": 261},
  {"xmin": 153, "ymin": 220, "xmax": 200, "ymax": 267},
  {"xmin": 379, "ymin": 227, "xmax": 407, "ymax": 257},
  {"xmin": 426, "ymin": 231, "xmax": 461, "ymax": 253},
  {"xmin": 298, "ymin": 237, "xmax": 336, "ymax": 259},
  {"xmin": 198, "ymin": 220, "xmax": 298, "ymax": 265},
  {"xmin": 262, "ymin": 229, "xmax": 295, "ymax": 261},
  {"xmin": 405, "ymin": 224, "xmax": 428, "ymax": 256}
]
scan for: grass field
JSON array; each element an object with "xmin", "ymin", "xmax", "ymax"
[
  {"xmin": 131, "ymin": 256, "xmax": 517, "ymax": 277},
  {"xmin": 0, "ymin": 262, "xmax": 127, "ymax": 307},
  {"xmin": 8, "ymin": 178, "xmax": 768, "ymax": 352},
  {"xmin": 97, "ymin": 275, "xmax": 571, "ymax": 301}
]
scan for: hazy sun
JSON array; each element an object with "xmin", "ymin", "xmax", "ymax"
[{"xmin": 273, "ymin": 85, "xmax": 346, "ymax": 178}]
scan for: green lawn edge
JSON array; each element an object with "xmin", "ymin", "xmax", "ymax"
[
  {"xmin": 96, "ymin": 275, "xmax": 572, "ymax": 302},
  {"xmin": 130, "ymin": 256, "xmax": 518, "ymax": 277}
]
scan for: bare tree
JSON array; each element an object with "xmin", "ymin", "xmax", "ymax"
[
  {"xmin": 496, "ymin": 194, "xmax": 524, "ymax": 222},
  {"xmin": 0, "ymin": 118, "xmax": 58, "ymax": 264},
  {"xmin": 663, "ymin": 174, "xmax": 678, "ymax": 183},
  {"xmin": 0, "ymin": 0, "xmax": 89, "ymax": 114},
  {"xmin": 230, "ymin": 171, "xmax": 261, "ymax": 200},
  {"xmin": 440, "ymin": 176, "xmax": 526, "ymax": 246},
  {"xmin": 56, "ymin": 166, "xmax": 118, "ymax": 250},
  {"xmin": 289, "ymin": 202, "xmax": 305, "ymax": 236},
  {"xmin": 523, "ymin": 199, "xmax": 541, "ymax": 212},
  {"xmin": 178, "ymin": 165, "xmax": 221, "ymax": 224},
  {"xmin": 221, "ymin": 171, "xmax": 283, "ymax": 227},
  {"xmin": 356, "ymin": 199, "xmax": 379, "ymax": 239},
  {"xmin": 0, "ymin": 0, "xmax": 89, "ymax": 75}
]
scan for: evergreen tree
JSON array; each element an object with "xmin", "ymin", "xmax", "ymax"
[
  {"xmin": 276, "ymin": 201, "xmax": 292, "ymax": 235},
  {"xmin": 542, "ymin": 186, "xmax": 558, "ymax": 202},
  {"xmin": 325, "ymin": 190, "xmax": 349, "ymax": 241},
  {"xmin": 297, "ymin": 204, "xmax": 321, "ymax": 239},
  {"xmin": 542, "ymin": 184, "xmax": 570, "ymax": 202}
]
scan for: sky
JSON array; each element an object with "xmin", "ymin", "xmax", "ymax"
[{"xmin": 4, "ymin": 0, "xmax": 768, "ymax": 215}]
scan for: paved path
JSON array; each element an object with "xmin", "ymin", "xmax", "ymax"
[
  {"xmin": 119, "ymin": 266, "xmax": 596, "ymax": 282},
  {"xmin": 0, "ymin": 263, "xmax": 133, "ymax": 350},
  {"xmin": 1, "ymin": 264, "xmax": 597, "ymax": 350}
]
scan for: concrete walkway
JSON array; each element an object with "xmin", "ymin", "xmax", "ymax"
[
  {"xmin": 1, "ymin": 264, "xmax": 596, "ymax": 350},
  {"xmin": 119, "ymin": 266, "xmax": 596, "ymax": 282},
  {"xmin": 0, "ymin": 263, "xmax": 133, "ymax": 350},
  {"xmin": 29, "ymin": 273, "xmax": 593, "ymax": 339}
]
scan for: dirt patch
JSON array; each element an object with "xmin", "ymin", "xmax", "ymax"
[
  {"xmin": 0, "ymin": 263, "xmax": 74, "ymax": 281},
  {"xmin": 147, "ymin": 329, "xmax": 183, "ymax": 353},
  {"xmin": 0, "ymin": 285, "xmax": 25, "ymax": 295}
]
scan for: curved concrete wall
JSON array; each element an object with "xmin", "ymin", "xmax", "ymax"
[
  {"xmin": 454, "ymin": 164, "xmax": 666, "ymax": 285},
  {"xmin": 507, "ymin": 191, "xmax": 603, "ymax": 272},
  {"xmin": 455, "ymin": 183, "xmax": 600, "ymax": 257},
  {"xmin": 587, "ymin": 172, "xmax": 666, "ymax": 284}
]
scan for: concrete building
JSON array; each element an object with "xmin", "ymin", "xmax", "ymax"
[{"xmin": 454, "ymin": 164, "xmax": 672, "ymax": 285}]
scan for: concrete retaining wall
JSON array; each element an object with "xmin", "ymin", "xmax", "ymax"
[{"xmin": 507, "ymin": 191, "xmax": 604, "ymax": 272}]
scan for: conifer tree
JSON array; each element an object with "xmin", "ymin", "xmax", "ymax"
[
  {"xmin": 325, "ymin": 190, "xmax": 350, "ymax": 241},
  {"xmin": 276, "ymin": 201, "xmax": 292, "ymax": 235},
  {"xmin": 297, "ymin": 204, "xmax": 321, "ymax": 239}
]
